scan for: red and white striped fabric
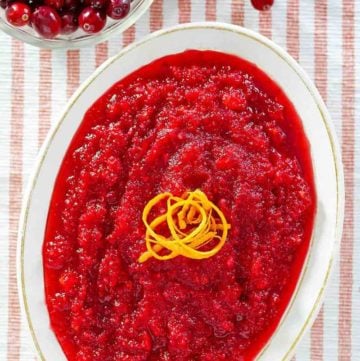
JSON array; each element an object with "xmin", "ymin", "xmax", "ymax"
[{"xmin": 0, "ymin": 0, "xmax": 358, "ymax": 360}]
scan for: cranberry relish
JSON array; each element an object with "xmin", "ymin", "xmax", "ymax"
[{"xmin": 43, "ymin": 50, "xmax": 315, "ymax": 361}]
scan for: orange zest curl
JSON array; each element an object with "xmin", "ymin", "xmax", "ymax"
[{"xmin": 138, "ymin": 189, "xmax": 231, "ymax": 263}]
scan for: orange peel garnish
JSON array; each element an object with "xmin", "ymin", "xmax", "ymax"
[{"xmin": 138, "ymin": 189, "xmax": 231, "ymax": 263}]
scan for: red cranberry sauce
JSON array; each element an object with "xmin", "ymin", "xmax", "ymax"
[{"xmin": 43, "ymin": 50, "xmax": 316, "ymax": 361}]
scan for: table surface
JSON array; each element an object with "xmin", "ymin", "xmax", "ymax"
[{"xmin": 0, "ymin": 0, "xmax": 359, "ymax": 360}]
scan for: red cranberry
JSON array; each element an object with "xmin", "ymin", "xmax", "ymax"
[
  {"xmin": 5, "ymin": 2, "xmax": 32, "ymax": 26},
  {"xmin": 82, "ymin": 0, "xmax": 106, "ymax": 8},
  {"xmin": 89, "ymin": 0, "xmax": 107, "ymax": 8},
  {"xmin": 63, "ymin": 0, "xmax": 79, "ymax": 10},
  {"xmin": 61, "ymin": 11, "xmax": 78, "ymax": 34},
  {"xmin": 44, "ymin": 0, "xmax": 64, "ymax": 10},
  {"xmin": 106, "ymin": 0, "xmax": 130, "ymax": 20},
  {"xmin": 0, "ymin": 0, "xmax": 7, "ymax": 9},
  {"xmin": 250, "ymin": 0, "xmax": 274, "ymax": 11},
  {"xmin": 27, "ymin": 0, "xmax": 42, "ymax": 9},
  {"xmin": 78, "ymin": 6, "xmax": 106, "ymax": 34},
  {"xmin": 31, "ymin": 6, "xmax": 62, "ymax": 38}
]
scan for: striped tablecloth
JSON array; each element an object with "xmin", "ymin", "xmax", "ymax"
[{"xmin": 0, "ymin": 0, "xmax": 358, "ymax": 360}]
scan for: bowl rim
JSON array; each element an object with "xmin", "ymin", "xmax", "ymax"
[
  {"xmin": 17, "ymin": 21, "xmax": 345, "ymax": 361},
  {"xmin": 0, "ymin": 0, "xmax": 153, "ymax": 49}
]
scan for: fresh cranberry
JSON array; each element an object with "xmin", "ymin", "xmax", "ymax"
[
  {"xmin": 5, "ymin": 2, "xmax": 32, "ymax": 26},
  {"xmin": 0, "ymin": 0, "xmax": 7, "ymax": 9},
  {"xmin": 44, "ymin": 0, "xmax": 64, "ymax": 10},
  {"xmin": 31, "ymin": 6, "xmax": 62, "ymax": 38},
  {"xmin": 63, "ymin": 0, "xmax": 79, "ymax": 10},
  {"xmin": 106, "ymin": 0, "xmax": 130, "ymax": 20},
  {"xmin": 27, "ymin": 0, "xmax": 42, "ymax": 9},
  {"xmin": 250, "ymin": 0, "xmax": 274, "ymax": 11},
  {"xmin": 78, "ymin": 7, "xmax": 106, "ymax": 34},
  {"xmin": 60, "ymin": 11, "xmax": 78, "ymax": 34},
  {"xmin": 82, "ymin": 0, "xmax": 107, "ymax": 8},
  {"xmin": 90, "ymin": 0, "xmax": 107, "ymax": 8}
]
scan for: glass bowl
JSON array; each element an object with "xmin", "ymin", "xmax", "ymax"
[{"xmin": 0, "ymin": 0, "xmax": 153, "ymax": 48}]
